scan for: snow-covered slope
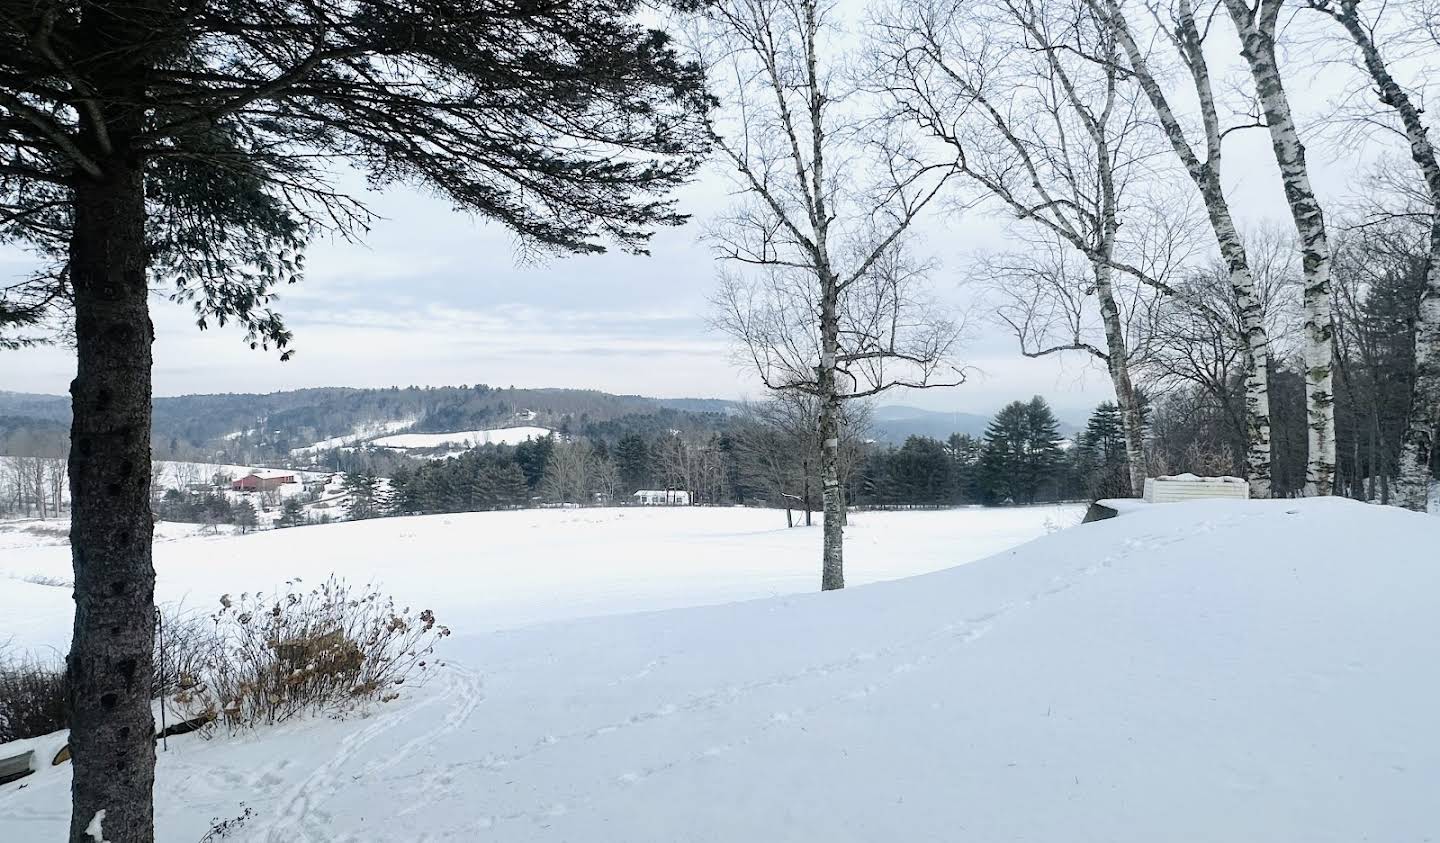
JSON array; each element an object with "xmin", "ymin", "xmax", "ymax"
[
  {"xmin": 0, "ymin": 505, "xmax": 1078, "ymax": 653},
  {"xmin": 289, "ymin": 419, "xmax": 416, "ymax": 455},
  {"xmin": 370, "ymin": 425, "xmax": 554, "ymax": 450},
  {"xmin": 3, "ymin": 498, "xmax": 1438, "ymax": 841}
]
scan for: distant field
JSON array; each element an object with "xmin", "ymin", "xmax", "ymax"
[
  {"xmin": 369, "ymin": 424, "xmax": 555, "ymax": 450},
  {"xmin": 0, "ymin": 504, "xmax": 1082, "ymax": 654}
]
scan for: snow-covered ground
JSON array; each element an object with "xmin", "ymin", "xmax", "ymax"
[
  {"xmin": 4, "ymin": 498, "xmax": 1440, "ymax": 841},
  {"xmin": 370, "ymin": 425, "xmax": 555, "ymax": 450},
  {"xmin": 0, "ymin": 505, "xmax": 1079, "ymax": 654},
  {"xmin": 289, "ymin": 419, "xmax": 417, "ymax": 456},
  {"xmin": 0, "ymin": 518, "xmax": 220, "ymax": 552}
]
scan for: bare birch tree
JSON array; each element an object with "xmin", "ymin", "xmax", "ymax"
[
  {"xmin": 1221, "ymin": 0, "xmax": 1337, "ymax": 495},
  {"xmin": 1305, "ymin": 0, "xmax": 1439, "ymax": 510},
  {"xmin": 872, "ymin": 0, "xmax": 1168, "ymax": 496},
  {"xmin": 700, "ymin": 0, "xmax": 964, "ymax": 589},
  {"xmin": 1093, "ymin": 0, "xmax": 1279, "ymax": 496}
]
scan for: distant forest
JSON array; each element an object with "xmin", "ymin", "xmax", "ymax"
[{"xmin": 0, "ymin": 385, "xmax": 741, "ymax": 464}]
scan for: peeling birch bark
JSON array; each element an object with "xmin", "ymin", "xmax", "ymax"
[
  {"xmin": 1099, "ymin": 0, "xmax": 1274, "ymax": 497},
  {"xmin": 1223, "ymin": 0, "xmax": 1336, "ymax": 496}
]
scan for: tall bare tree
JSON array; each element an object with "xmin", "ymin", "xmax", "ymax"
[
  {"xmin": 701, "ymin": 0, "xmax": 963, "ymax": 589},
  {"xmin": 1136, "ymin": 225, "xmax": 1300, "ymax": 467},
  {"xmin": 873, "ymin": 0, "xmax": 1170, "ymax": 497},
  {"xmin": 1093, "ymin": 0, "xmax": 1279, "ymax": 496},
  {"xmin": 1306, "ymin": 0, "xmax": 1439, "ymax": 510},
  {"xmin": 1221, "ymin": 0, "xmax": 1337, "ymax": 495}
]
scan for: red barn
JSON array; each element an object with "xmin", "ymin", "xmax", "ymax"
[{"xmin": 231, "ymin": 470, "xmax": 296, "ymax": 492}]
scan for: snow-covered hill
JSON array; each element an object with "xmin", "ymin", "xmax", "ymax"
[
  {"xmin": 370, "ymin": 424, "xmax": 555, "ymax": 451},
  {"xmin": 289, "ymin": 419, "xmax": 416, "ymax": 455},
  {"xmin": 3, "ymin": 498, "xmax": 1438, "ymax": 841}
]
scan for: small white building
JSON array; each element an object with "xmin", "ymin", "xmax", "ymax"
[
  {"xmin": 633, "ymin": 489, "xmax": 692, "ymax": 506},
  {"xmin": 1142, "ymin": 473, "xmax": 1250, "ymax": 503}
]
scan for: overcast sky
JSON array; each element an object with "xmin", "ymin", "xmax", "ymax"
[{"xmin": 0, "ymin": 12, "xmax": 1394, "ymax": 424}]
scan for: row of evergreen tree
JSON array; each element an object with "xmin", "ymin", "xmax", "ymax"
[
  {"xmin": 855, "ymin": 397, "xmax": 1131, "ymax": 507},
  {"xmin": 332, "ymin": 395, "xmax": 1128, "ymax": 519}
]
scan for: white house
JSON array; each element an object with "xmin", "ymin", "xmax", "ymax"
[{"xmin": 633, "ymin": 489, "xmax": 691, "ymax": 506}]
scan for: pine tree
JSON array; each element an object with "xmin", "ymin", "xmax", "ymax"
[
  {"xmin": 496, "ymin": 462, "xmax": 531, "ymax": 508},
  {"xmin": 233, "ymin": 499, "xmax": 258, "ymax": 534},
  {"xmin": 980, "ymin": 402, "xmax": 1029, "ymax": 504},
  {"xmin": 615, "ymin": 434, "xmax": 652, "ymax": 493},
  {"xmin": 516, "ymin": 435, "xmax": 557, "ymax": 488},
  {"xmin": 945, "ymin": 433, "xmax": 983, "ymax": 503},
  {"xmin": 891, "ymin": 436, "xmax": 952, "ymax": 506},
  {"xmin": 0, "ymin": 3, "xmax": 707, "ymax": 835},
  {"xmin": 1020, "ymin": 397, "xmax": 1065, "ymax": 502},
  {"xmin": 277, "ymin": 498, "xmax": 305, "ymax": 529},
  {"xmin": 1076, "ymin": 402, "xmax": 1130, "ymax": 499},
  {"xmin": 344, "ymin": 471, "xmax": 380, "ymax": 520}
]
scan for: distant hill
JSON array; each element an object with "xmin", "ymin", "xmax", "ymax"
[
  {"xmin": 867, "ymin": 405, "xmax": 993, "ymax": 443},
  {"xmin": 868, "ymin": 404, "xmax": 1079, "ymax": 444},
  {"xmin": 0, "ymin": 385, "xmax": 737, "ymax": 462},
  {"xmin": 1, "ymin": 389, "xmax": 1085, "ymax": 458}
]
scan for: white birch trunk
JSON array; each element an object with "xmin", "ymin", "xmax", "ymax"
[
  {"xmin": 1319, "ymin": 0, "xmax": 1438, "ymax": 510},
  {"xmin": 1399, "ymin": 270, "xmax": 1440, "ymax": 510},
  {"xmin": 1100, "ymin": 0, "xmax": 1273, "ymax": 497},
  {"xmin": 1224, "ymin": 0, "xmax": 1336, "ymax": 495},
  {"xmin": 1093, "ymin": 259, "xmax": 1148, "ymax": 495}
]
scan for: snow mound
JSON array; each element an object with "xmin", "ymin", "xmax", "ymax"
[{"xmin": 3, "ymin": 498, "xmax": 1437, "ymax": 841}]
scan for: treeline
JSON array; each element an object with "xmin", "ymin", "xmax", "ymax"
[
  {"xmin": 857, "ymin": 397, "xmax": 1130, "ymax": 507},
  {"xmin": 153, "ymin": 489, "xmax": 318, "ymax": 532},
  {"xmin": 329, "ymin": 394, "xmax": 1098, "ymax": 523},
  {"xmin": 1138, "ymin": 219, "xmax": 1439, "ymax": 501},
  {"xmin": 368, "ymin": 432, "xmax": 734, "ymax": 514},
  {"xmin": 0, "ymin": 428, "xmax": 69, "ymax": 519},
  {"xmin": 0, "ymin": 385, "xmax": 738, "ymax": 468}
]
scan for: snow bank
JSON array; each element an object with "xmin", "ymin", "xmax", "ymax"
[{"xmin": 4, "ymin": 498, "xmax": 1437, "ymax": 841}]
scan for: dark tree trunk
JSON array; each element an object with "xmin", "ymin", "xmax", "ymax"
[
  {"xmin": 66, "ymin": 163, "xmax": 157, "ymax": 843},
  {"xmin": 802, "ymin": 460, "xmax": 813, "ymax": 527}
]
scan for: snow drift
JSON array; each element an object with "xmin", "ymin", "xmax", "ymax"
[{"xmin": 2, "ymin": 498, "xmax": 1438, "ymax": 841}]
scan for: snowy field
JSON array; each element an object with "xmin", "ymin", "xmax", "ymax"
[
  {"xmin": 370, "ymin": 425, "xmax": 554, "ymax": 450},
  {"xmin": 289, "ymin": 419, "xmax": 417, "ymax": 455},
  {"xmin": 4, "ymin": 498, "xmax": 1440, "ymax": 841},
  {"xmin": 0, "ymin": 505, "xmax": 1079, "ymax": 655}
]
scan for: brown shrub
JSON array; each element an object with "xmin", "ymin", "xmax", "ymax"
[{"xmin": 165, "ymin": 577, "xmax": 450, "ymax": 733}]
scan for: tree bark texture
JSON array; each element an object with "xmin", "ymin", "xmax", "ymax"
[
  {"xmin": 1101, "ymin": 0, "xmax": 1274, "ymax": 496},
  {"xmin": 66, "ymin": 163, "xmax": 157, "ymax": 843},
  {"xmin": 819, "ymin": 275, "xmax": 845, "ymax": 591},
  {"xmin": 1093, "ymin": 261, "xmax": 1148, "ymax": 496},
  {"xmin": 1225, "ymin": 0, "xmax": 1336, "ymax": 495}
]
